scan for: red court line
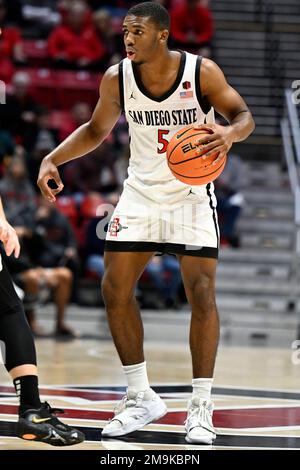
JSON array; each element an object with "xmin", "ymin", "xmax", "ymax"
[{"xmin": 1, "ymin": 403, "xmax": 300, "ymax": 428}]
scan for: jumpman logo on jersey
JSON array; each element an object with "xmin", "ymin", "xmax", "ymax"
[
  {"xmin": 129, "ymin": 92, "xmax": 136, "ymax": 100},
  {"xmin": 188, "ymin": 189, "xmax": 195, "ymax": 196}
]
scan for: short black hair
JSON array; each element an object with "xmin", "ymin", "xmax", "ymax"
[{"xmin": 127, "ymin": 2, "xmax": 170, "ymax": 30}]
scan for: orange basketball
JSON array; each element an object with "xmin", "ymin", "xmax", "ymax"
[{"xmin": 166, "ymin": 126, "xmax": 227, "ymax": 185}]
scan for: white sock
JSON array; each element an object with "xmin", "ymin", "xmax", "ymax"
[
  {"xmin": 122, "ymin": 361, "xmax": 150, "ymax": 394},
  {"xmin": 192, "ymin": 378, "xmax": 213, "ymax": 400}
]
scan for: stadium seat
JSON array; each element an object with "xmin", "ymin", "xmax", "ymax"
[
  {"xmin": 24, "ymin": 67, "xmax": 58, "ymax": 108},
  {"xmin": 55, "ymin": 195, "xmax": 78, "ymax": 229},
  {"xmin": 56, "ymin": 70, "xmax": 100, "ymax": 109},
  {"xmin": 23, "ymin": 40, "xmax": 49, "ymax": 67},
  {"xmin": 80, "ymin": 193, "xmax": 105, "ymax": 219},
  {"xmin": 48, "ymin": 110, "xmax": 72, "ymax": 130}
]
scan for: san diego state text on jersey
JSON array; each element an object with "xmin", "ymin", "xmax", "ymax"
[{"xmin": 128, "ymin": 108, "xmax": 198, "ymax": 126}]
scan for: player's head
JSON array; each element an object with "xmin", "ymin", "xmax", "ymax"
[{"xmin": 123, "ymin": 2, "xmax": 170, "ymax": 64}]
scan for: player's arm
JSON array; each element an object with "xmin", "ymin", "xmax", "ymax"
[
  {"xmin": 37, "ymin": 65, "xmax": 122, "ymax": 202},
  {"xmin": 0, "ymin": 197, "xmax": 20, "ymax": 258},
  {"xmin": 196, "ymin": 58, "xmax": 255, "ymax": 161}
]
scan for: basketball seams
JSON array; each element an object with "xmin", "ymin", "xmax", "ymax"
[
  {"xmin": 167, "ymin": 130, "xmax": 212, "ymax": 163},
  {"xmin": 169, "ymin": 156, "xmax": 226, "ymax": 180},
  {"xmin": 166, "ymin": 125, "xmax": 226, "ymax": 185},
  {"xmin": 170, "ymin": 150, "xmax": 218, "ymax": 166}
]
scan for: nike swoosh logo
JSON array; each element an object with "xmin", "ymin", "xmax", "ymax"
[
  {"xmin": 32, "ymin": 417, "xmax": 51, "ymax": 424},
  {"xmin": 176, "ymin": 127, "xmax": 192, "ymax": 139}
]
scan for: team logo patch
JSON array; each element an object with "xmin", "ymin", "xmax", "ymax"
[
  {"xmin": 108, "ymin": 217, "xmax": 128, "ymax": 237},
  {"xmin": 180, "ymin": 81, "xmax": 193, "ymax": 99},
  {"xmin": 182, "ymin": 81, "xmax": 191, "ymax": 89}
]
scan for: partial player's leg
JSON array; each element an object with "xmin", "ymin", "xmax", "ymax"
[
  {"xmin": 101, "ymin": 251, "xmax": 167, "ymax": 437},
  {"xmin": 102, "ymin": 251, "xmax": 153, "ymax": 365},
  {"xmin": 0, "ymin": 261, "xmax": 84, "ymax": 446},
  {"xmin": 43, "ymin": 267, "xmax": 75, "ymax": 336},
  {"xmin": 179, "ymin": 254, "xmax": 219, "ymax": 444},
  {"xmin": 180, "ymin": 256, "xmax": 219, "ymax": 377}
]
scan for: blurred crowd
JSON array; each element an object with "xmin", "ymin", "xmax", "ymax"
[
  {"xmin": 0, "ymin": 0, "xmax": 244, "ymax": 336},
  {"xmin": 0, "ymin": 0, "xmax": 214, "ymax": 81}
]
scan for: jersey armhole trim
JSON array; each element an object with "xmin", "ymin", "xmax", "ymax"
[
  {"xmin": 195, "ymin": 56, "xmax": 212, "ymax": 116},
  {"xmin": 118, "ymin": 60, "xmax": 125, "ymax": 112}
]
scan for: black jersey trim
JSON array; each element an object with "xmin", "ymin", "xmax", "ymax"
[
  {"xmin": 118, "ymin": 60, "xmax": 124, "ymax": 112},
  {"xmin": 104, "ymin": 240, "xmax": 218, "ymax": 259},
  {"xmin": 131, "ymin": 51, "xmax": 186, "ymax": 102},
  {"xmin": 195, "ymin": 56, "xmax": 211, "ymax": 115},
  {"xmin": 206, "ymin": 182, "xmax": 219, "ymax": 247}
]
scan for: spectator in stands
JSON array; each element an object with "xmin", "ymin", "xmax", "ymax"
[
  {"xmin": 115, "ymin": 141, "xmax": 130, "ymax": 188},
  {"xmin": 21, "ymin": 1, "xmax": 60, "ymax": 38},
  {"xmin": 25, "ymin": 107, "xmax": 59, "ymax": 187},
  {"xmin": 170, "ymin": 0, "xmax": 214, "ymax": 57},
  {"xmin": 83, "ymin": 192, "xmax": 124, "ymax": 282},
  {"xmin": 3, "ymin": 0, "xmax": 24, "ymax": 27},
  {"xmin": 93, "ymin": 9, "xmax": 124, "ymax": 66},
  {"xmin": 214, "ymin": 153, "xmax": 246, "ymax": 248},
  {"xmin": 0, "ymin": 0, "xmax": 24, "ymax": 56},
  {"xmin": 59, "ymin": 102, "xmax": 92, "ymax": 142},
  {"xmin": 0, "ymin": 0, "xmax": 26, "ymax": 81},
  {"xmin": 48, "ymin": 0, "xmax": 107, "ymax": 70},
  {"xmin": 34, "ymin": 197, "xmax": 80, "ymax": 297},
  {"xmin": 89, "ymin": 1, "xmax": 134, "ymax": 16},
  {"xmin": 0, "ymin": 157, "xmax": 77, "ymax": 336},
  {"xmin": 109, "ymin": 113, "xmax": 129, "ymax": 154},
  {"xmin": 0, "ymin": 71, "xmax": 40, "ymax": 144},
  {"xmin": 83, "ymin": 191, "xmax": 182, "ymax": 310},
  {"xmin": 58, "ymin": 0, "xmax": 92, "ymax": 28},
  {"xmin": 144, "ymin": 255, "xmax": 182, "ymax": 308},
  {"xmin": 1, "ymin": 246, "xmax": 76, "ymax": 338},
  {"xmin": 0, "ymin": 130, "xmax": 15, "ymax": 176},
  {"xmin": 154, "ymin": 0, "xmax": 175, "ymax": 10},
  {"xmin": 34, "ymin": 197, "xmax": 78, "ymax": 268},
  {"xmin": 63, "ymin": 140, "xmax": 119, "ymax": 195},
  {"xmin": 84, "ymin": 215, "xmax": 106, "ymax": 280},
  {"xmin": 0, "ymin": 155, "xmax": 36, "ymax": 230}
]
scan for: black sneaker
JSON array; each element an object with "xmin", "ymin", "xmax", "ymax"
[{"xmin": 16, "ymin": 402, "xmax": 85, "ymax": 446}]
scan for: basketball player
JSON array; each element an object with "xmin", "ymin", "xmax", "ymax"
[
  {"xmin": 37, "ymin": 2, "xmax": 255, "ymax": 444},
  {"xmin": 0, "ymin": 196, "xmax": 84, "ymax": 445}
]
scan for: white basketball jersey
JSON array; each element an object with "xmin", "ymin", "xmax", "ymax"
[{"xmin": 120, "ymin": 51, "xmax": 215, "ymax": 203}]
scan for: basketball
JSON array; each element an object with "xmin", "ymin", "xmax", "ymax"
[{"xmin": 166, "ymin": 126, "xmax": 227, "ymax": 185}]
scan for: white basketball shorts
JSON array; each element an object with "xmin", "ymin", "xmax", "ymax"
[{"xmin": 104, "ymin": 182, "xmax": 219, "ymax": 258}]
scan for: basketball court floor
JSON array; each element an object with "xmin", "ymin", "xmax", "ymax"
[{"xmin": 1, "ymin": 338, "xmax": 300, "ymax": 450}]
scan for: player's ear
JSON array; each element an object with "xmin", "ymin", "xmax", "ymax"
[{"xmin": 159, "ymin": 29, "xmax": 169, "ymax": 43}]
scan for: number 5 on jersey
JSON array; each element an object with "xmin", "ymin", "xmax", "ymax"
[{"xmin": 157, "ymin": 129, "xmax": 170, "ymax": 154}]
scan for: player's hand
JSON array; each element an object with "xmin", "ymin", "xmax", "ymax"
[
  {"xmin": 0, "ymin": 219, "xmax": 20, "ymax": 258},
  {"xmin": 193, "ymin": 123, "xmax": 235, "ymax": 165},
  {"xmin": 37, "ymin": 157, "xmax": 64, "ymax": 203}
]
